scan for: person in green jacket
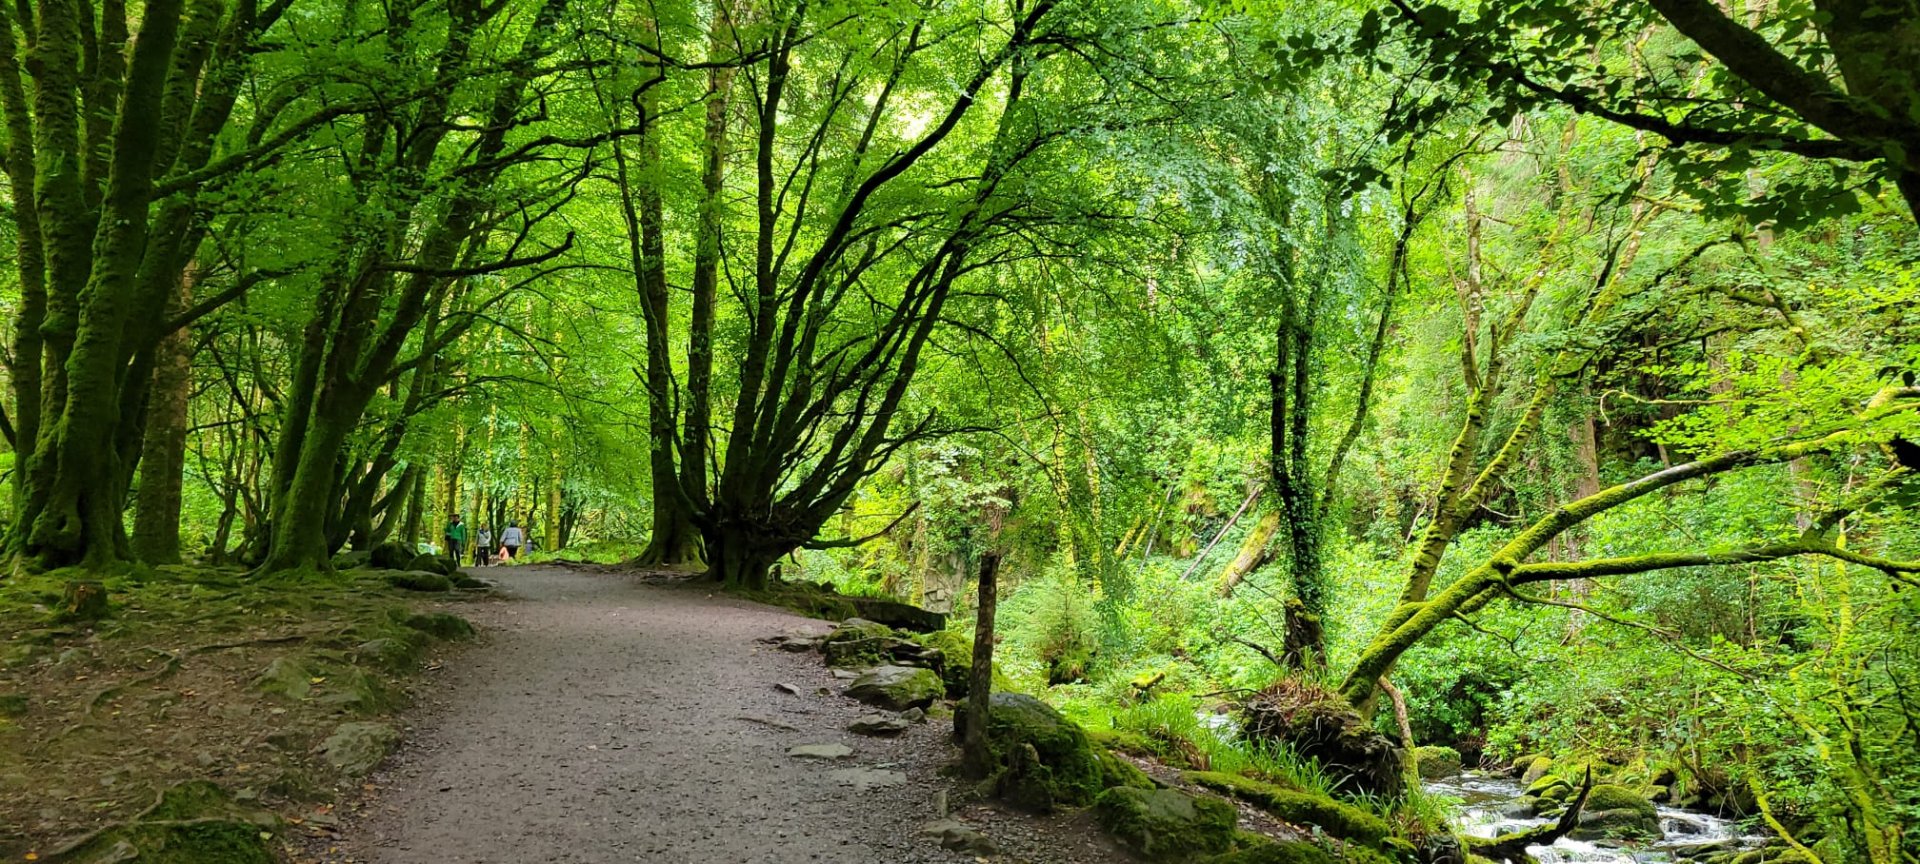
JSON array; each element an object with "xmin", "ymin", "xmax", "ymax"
[{"xmin": 444, "ymin": 515, "xmax": 468, "ymax": 564}]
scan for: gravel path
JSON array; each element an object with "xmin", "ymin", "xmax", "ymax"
[{"xmin": 319, "ymin": 565, "xmax": 1129, "ymax": 864}]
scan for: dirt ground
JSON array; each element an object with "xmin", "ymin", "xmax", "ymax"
[{"xmin": 303, "ymin": 564, "xmax": 1136, "ymax": 864}]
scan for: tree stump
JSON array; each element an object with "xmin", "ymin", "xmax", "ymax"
[{"xmin": 60, "ymin": 580, "xmax": 110, "ymax": 622}]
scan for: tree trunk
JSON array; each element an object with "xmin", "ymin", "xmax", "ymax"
[
  {"xmin": 131, "ymin": 271, "xmax": 195, "ymax": 564},
  {"xmin": 961, "ymin": 552, "xmax": 1001, "ymax": 779}
]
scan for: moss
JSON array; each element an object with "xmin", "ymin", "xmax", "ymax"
[
  {"xmin": 1099, "ymin": 749, "xmax": 1156, "ymax": 790},
  {"xmin": 959, "ymin": 692, "xmax": 1105, "ymax": 811},
  {"xmin": 1186, "ymin": 771, "xmax": 1390, "ymax": 846},
  {"xmin": 1520, "ymin": 755, "xmax": 1554, "ymax": 783},
  {"xmin": 387, "ymin": 571, "xmax": 452, "ymax": 592},
  {"xmin": 252, "ymin": 655, "xmax": 314, "ymax": 700},
  {"xmin": 1087, "ymin": 726, "xmax": 1162, "ymax": 757},
  {"xmin": 402, "ymin": 611, "xmax": 474, "ymax": 640},
  {"xmin": 914, "ymin": 629, "xmax": 974, "ymax": 696},
  {"xmin": 1094, "ymin": 786, "xmax": 1237, "ymax": 861},
  {"xmin": 63, "ymin": 781, "xmax": 277, "ymax": 864},
  {"xmin": 1205, "ymin": 834, "xmax": 1338, "ymax": 864},
  {"xmin": 1586, "ymin": 784, "xmax": 1655, "ymax": 817},
  {"xmin": 1413, "ymin": 745, "xmax": 1462, "ymax": 779},
  {"xmin": 1524, "ymin": 773, "xmax": 1570, "ymax": 798}
]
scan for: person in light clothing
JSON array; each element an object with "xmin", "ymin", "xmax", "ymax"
[{"xmin": 501, "ymin": 523, "xmax": 524, "ymax": 561}]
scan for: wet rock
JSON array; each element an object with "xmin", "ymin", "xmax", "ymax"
[
  {"xmin": 1093, "ymin": 786, "xmax": 1236, "ymax": 861},
  {"xmin": 844, "ymin": 665, "xmax": 943, "ymax": 711},
  {"xmin": 1569, "ymin": 784, "xmax": 1662, "ymax": 844},
  {"xmin": 1519, "ymin": 755, "xmax": 1554, "ymax": 784},
  {"xmin": 919, "ymin": 819, "xmax": 998, "ymax": 855},
  {"xmin": 787, "ymin": 743, "xmax": 855, "ymax": 759},
  {"xmin": 849, "ymin": 713, "xmax": 912, "ymax": 736},
  {"xmin": 319, "ymin": 721, "xmax": 400, "ymax": 777},
  {"xmin": 388, "ymin": 570, "xmax": 453, "ymax": 592}
]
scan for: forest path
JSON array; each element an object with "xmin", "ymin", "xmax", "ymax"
[{"xmin": 318, "ymin": 564, "xmax": 970, "ymax": 864}]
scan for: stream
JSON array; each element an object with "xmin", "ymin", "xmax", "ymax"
[{"xmin": 1425, "ymin": 772, "xmax": 1771, "ymax": 863}]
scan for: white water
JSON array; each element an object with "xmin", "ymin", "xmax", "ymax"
[{"xmin": 1425, "ymin": 772, "xmax": 1771, "ymax": 863}]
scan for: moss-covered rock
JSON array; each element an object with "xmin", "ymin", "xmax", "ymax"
[
  {"xmin": 844, "ymin": 664, "xmax": 944, "ymax": 710},
  {"xmin": 388, "ymin": 570, "xmax": 453, "ymax": 592},
  {"xmin": 1099, "ymin": 749, "xmax": 1156, "ymax": 790},
  {"xmin": 332, "ymin": 549, "xmax": 373, "ymax": 570},
  {"xmin": 1414, "ymin": 745, "xmax": 1463, "ymax": 779},
  {"xmin": 1525, "ymin": 773, "xmax": 1571, "ymax": 799},
  {"xmin": 914, "ymin": 629, "xmax": 974, "ymax": 696},
  {"xmin": 402, "ymin": 611, "xmax": 475, "ymax": 640},
  {"xmin": 1185, "ymin": 771, "xmax": 1391, "ymax": 846},
  {"xmin": 405, "ymin": 553, "xmax": 455, "ymax": 576},
  {"xmin": 1088, "ymin": 726, "xmax": 1162, "ymax": 757},
  {"xmin": 1204, "ymin": 838, "xmax": 1338, "ymax": 864},
  {"xmin": 319, "ymin": 721, "xmax": 400, "ymax": 777},
  {"xmin": 1094, "ymin": 786, "xmax": 1237, "ymax": 861},
  {"xmin": 1568, "ymin": 784, "xmax": 1661, "ymax": 844},
  {"xmin": 252, "ymin": 656, "xmax": 314, "ymax": 700},
  {"xmin": 369, "ymin": 541, "xmax": 413, "ymax": 570},
  {"xmin": 822, "ymin": 618, "xmax": 896, "ymax": 666},
  {"xmin": 354, "ymin": 634, "xmax": 427, "ymax": 672},
  {"xmin": 954, "ymin": 692, "xmax": 1105, "ymax": 812},
  {"xmin": 1520, "ymin": 755, "xmax": 1554, "ymax": 784}
]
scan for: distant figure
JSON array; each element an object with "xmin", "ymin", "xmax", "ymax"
[
  {"xmin": 501, "ymin": 522, "xmax": 524, "ymax": 561},
  {"xmin": 443, "ymin": 515, "xmax": 467, "ymax": 564},
  {"xmin": 475, "ymin": 527, "xmax": 493, "ymax": 567}
]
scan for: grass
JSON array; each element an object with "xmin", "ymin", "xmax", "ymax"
[{"xmin": 1068, "ymin": 693, "xmax": 1342, "ymax": 799}]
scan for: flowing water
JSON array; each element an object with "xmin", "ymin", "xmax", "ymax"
[{"xmin": 1425, "ymin": 772, "xmax": 1771, "ymax": 863}]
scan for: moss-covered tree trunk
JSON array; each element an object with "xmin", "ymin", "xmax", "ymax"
[
  {"xmin": 961, "ymin": 552, "xmax": 1001, "ymax": 779},
  {"xmin": 131, "ymin": 273, "xmax": 195, "ymax": 564}
]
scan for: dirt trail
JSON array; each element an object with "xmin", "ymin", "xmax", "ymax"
[{"xmin": 321, "ymin": 565, "xmax": 990, "ymax": 864}]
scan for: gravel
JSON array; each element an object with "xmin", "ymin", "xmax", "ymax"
[{"xmin": 310, "ymin": 564, "xmax": 1137, "ymax": 864}]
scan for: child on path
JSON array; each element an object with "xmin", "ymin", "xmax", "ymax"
[{"xmin": 475, "ymin": 527, "xmax": 493, "ymax": 566}]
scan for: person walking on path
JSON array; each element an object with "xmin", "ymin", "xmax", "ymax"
[
  {"xmin": 444, "ymin": 515, "xmax": 469, "ymax": 564},
  {"xmin": 475, "ymin": 527, "xmax": 493, "ymax": 566},
  {"xmin": 501, "ymin": 523, "xmax": 524, "ymax": 562}
]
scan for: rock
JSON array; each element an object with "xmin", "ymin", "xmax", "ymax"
[
  {"xmin": 369, "ymin": 541, "xmax": 413, "ymax": 570},
  {"xmin": 844, "ymin": 665, "xmax": 944, "ymax": 711},
  {"xmin": 57, "ymin": 580, "xmax": 110, "ymax": 622},
  {"xmin": 774, "ymin": 682, "xmax": 802, "ymax": 695},
  {"xmin": 919, "ymin": 819, "xmax": 998, "ymax": 855},
  {"xmin": 1185, "ymin": 771, "xmax": 1391, "ymax": 846},
  {"xmin": 900, "ymin": 706, "xmax": 926, "ymax": 723},
  {"xmin": 388, "ymin": 570, "xmax": 453, "ymax": 592},
  {"xmin": 761, "ymin": 633, "xmax": 821, "ymax": 652},
  {"xmin": 1525, "ymin": 772, "xmax": 1572, "ymax": 799},
  {"xmin": 252, "ymin": 656, "xmax": 314, "ymax": 700},
  {"xmin": 953, "ymin": 692, "xmax": 1104, "ymax": 812},
  {"xmin": 829, "ymin": 669, "xmax": 858, "ymax": 680},
  {"xmin": 1093, "ymin": 786, "xmax": 1237, "ymax": 861},
  {"xmin": 354, "ymin": 636, "xmax": 424, "ymax": 671},
  {"xmin": 849, "ymin": 713, "xmax": 912, "ymax": 736},
  {"xmin": 787, "ymin": 743, "xmax": 854, "ymax": 759},
  {"xmin": 913, "ymin": 629, "xmax": 975, "ymax": 696},
  {"xmin": 1569, "ymin": 784, "xmax": 1662, "ymax": 844},
  {"xmin": 1520, "ymin": 755, "xmax": 1555, "ymax": 784},
  {"xmin": 449, "ymin": 573, "xmax": 491, "ymax": 590},
  {"xmin": 1414, "ymin": 745, "xmax": 1463, "ymax": 779},
  {"xmin": 825, "ymin": 767, "xmax": 907, "ymax": 790},
  {"xmin": 847, "ymin": 597, "xmax": 946, "ymax": 633},
  {"xmin": 316, "ymin": 666, "xmax": 398, "ymax": 714},
  {"xmin": 1206, "ymin": 837, "xmax": 1340, "ymax": 863},
  {"xmin": 319, "ymin": 721, "xmax": 399, "ymax": 777},
  {"xmin": 332, "ymin": 549, "xmax": 373, "ymax": 570},
  {"xmin": 1241, "ymin": 680, "xmax": 1404, "ymax": 797},
  {"xmin": 1098, "ymin": 750, "xmax": 1155, "ymax": 790},
  {"xmin": 406, "ymin": 553, "xmax": 454, "ymax": 576},
  {"xmin": 401, "ymin": 611, "xmax": 474, "ymax": 640}
]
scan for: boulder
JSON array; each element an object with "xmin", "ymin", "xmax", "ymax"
[
  {"xmin": 1098, "ymin": 750, "xmax": 1155, "ymax": 790},
  {"xmin": 844, "ymin": 665, "xmax": 944, "ymax": 711},
  {"xmin": 913, "ymin": 629, "xmax": 975, "ymax": 696},
  {"xmin": 388, "ymin": 571, "xmax": 452, "ymax": 592},
  {"xmin": 953, "ymin": 692, "xmax": 1104, "ymax": 812},
  {"xmin": 1414, "ymin": 745, "xmax": 1463, "ymax": 779},
  {"xmin": 787, "ymin": 743, "xmax": 854, "ymax": 760},
  {"xmin": 1240, "ymin": 680, "xmax": 1404, "ymax": 797},
  {"xmin": 401, "ymin": 611, "xmax": 475, "ymax": 640},
  {"xmin": 1519, "ymin": 755, "xmax": 1555, "ymax": 784},
  {"xmin": 332, "ymin": 549, "xmax": 373, "ymax": 570},
  {"xmin": 848, "ymin": 597, "xmax": 946, "ymax": 633},
  {"xmin": 1093, "ymin": 786, "xmax": 1237, "ymax": 861},
  {"xmin": 369, "ymin": 541, "xmax": 413, "ymax": 570},
  {"xmin": 354, "ymin": 636, "xmax": 425, "ymax": 671},
  {"xmin": 319, "ymin": 721, "xmax": 399, "ymax": 777},
  {"xmin": 406, "ymin": 553, "xmax": 454, "ymax": 576},
  {"xmin": 1569, "ymin": 784, "xmax": 1662, "ymax": 844}
]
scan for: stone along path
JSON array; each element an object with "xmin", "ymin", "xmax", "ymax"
[{"xmin": 323, "ymin": 565, "xmax": 971, "ymax": 864}]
